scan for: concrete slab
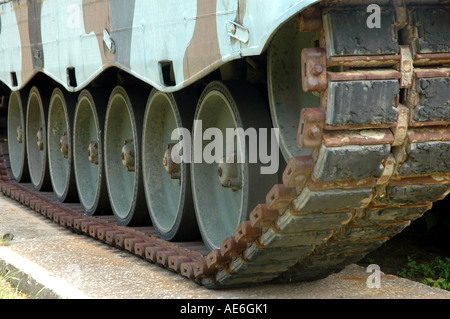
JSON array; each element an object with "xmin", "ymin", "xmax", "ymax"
[{"xmin": 1, "ymin": 194, "xmax": 449, "ymax": 299}]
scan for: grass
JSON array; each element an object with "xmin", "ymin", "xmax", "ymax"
[
  {"xmin": 0, "ymin": 270, "xmax": 30, "ymax": 299},
  {"xmin": 397, "ymin": 256, "xmax": 450, "ymax": 291},
  {"xmin": 0, "ymin": 234, "xmax": 30, "ymax": 299}
]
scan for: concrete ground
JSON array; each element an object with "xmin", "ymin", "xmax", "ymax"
[{"xmin": 0, "ymin": 194, "xmax": 449, "ymax": 299}]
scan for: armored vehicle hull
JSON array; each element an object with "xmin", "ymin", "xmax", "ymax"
[{"xmin": 0, "ymin": 0, "xmax": 449, "ymax": 288}]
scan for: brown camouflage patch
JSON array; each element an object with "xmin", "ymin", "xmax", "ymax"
[
  {"xmin": 183, "ymin": 0, "xmax": 222, "ymax": 81},
  {"xmin": 82, "ymin": 0, "xmax": 114, "ymax": 66},
  {"xmin": 13, "ymin": 0, "xmax": 34, "ymax": 85}
]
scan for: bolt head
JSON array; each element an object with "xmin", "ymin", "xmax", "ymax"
[
  {"xmin": 308, "ymin": 126, "xmax": 321, "ymax": 138},
  {"xmin": 311, "ymin": 64, "xmax": 323, "ymax": 76}
]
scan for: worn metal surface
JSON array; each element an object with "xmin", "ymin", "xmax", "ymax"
[
  {"xmin": 0, "ymin": 0, "xmax": 449, "ymax": 290},
  {"xmin": 2, "ymin": 195, "xmax": 450, "ymax": 299},
  {"xmin": 0, "ymin": 0, "xmax": 320, "ymax": 93}
]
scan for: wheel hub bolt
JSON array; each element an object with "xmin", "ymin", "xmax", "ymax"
[
  {"xmin": 218, "ymin": 153, "xmax": 241, "ymax": 192},
  {"xmin": 311, "ymin": 64, "xmax": 323, "ymax": 76},
  {"xmin": 308, "ymin": 125, "xmax": 321, "ymax": 138},
  {"xmin": 87, "ymin": 141, "xmax": 98, "ymax": 165},
  {"xmin": 121, "ymin": 139, "xmax": 135, "ymax": 172},
  {"xmin": 59, "ymin": 132, "xmax": 69, "ymax": 158},
  {"xmin": 16, "ymin": 125, "xmax": 23, "ymax": 143},
  {"xmin": 36, "ymin": 127, "xmax": 44, "ymax": 151},
  {"xmin": 163, "ymin": 143, "xmax": 181, "ymax": 180}
]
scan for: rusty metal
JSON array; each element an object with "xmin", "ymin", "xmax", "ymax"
[
  {"xmin": 393, "ymin": 0, "xmax": 408, "ymax": 29},
  {"xmin": 389, "ymin": 174, "xmax": 450, "ymax": 186},
  {"xmin": 121, "ymin": 139, "xmax": 135, "ymax": 172},
  {"xmin": 308, "ymin": 176, "xmax": 377, "ymax": 192},
  {"xmin": 80, "ymin": 221, "xmax": 98, "ymax": 234},
  {"xmin": 265, "ymin": 184, "xmax": 298, "ymax": 211},
  {"xmin": 301, "ymin": 48, "xmax": 327, "ymax": 92},
  {"xmin": 134, "ymin": 242, "xmax": 156, "ymax": 257},
  {"xmin": 59, "ymin": 132, "xmax": 69, "ymax": 158},
  {"xmin": 16, "ymin": 125, "xmax": 23, "ymax": 143},
  {"xmin": 220, "ymin": 236, "xmax": 247, "ymax": 257},
  {"xmin": 0, "ymin": 1, "xmax": 449, "ymax": 290},
  {"xmin": 297, "ymin": 108, "xmax": 325, "ymax": 149},
  {"xmin": 145, "ymin": 246, "xmax": 166, "ymax": 262},
  {"xmin": 87, "ymin": 141, "xmax": 98, "ymax": 165},
  {"xmin": 162, "ymin": 143, "xmax": 181, "ymax": 179},
  {"xmin": 169, "ymin": 256, "xmax": 192, "ymax": 272},
  {"xmin": 392, "ymin": 105, "xmax": 409, "ymax": 147},
  {"xmin": 2, "ymin": 132, "xmax": 446, "ymax": 287},
  {"xmin": 327, "ymin": 55, "xmax": 401, "ymax": 68},
  {"xmin": 124, "ymin": 238, "xmax": 145, "ymax": 253},
  {"xmin": 282, "ymin": 156, "xmax": 314, "ymax": 188},
  {"xmin": 297, "ymin": 6, "xmax": 322, "ymax": 32},
  {"xmin": 156, "ymin": 250, "xmax": 177, "ymax": 266},
  {"xmin": 217, "ymin": 155, "xmax": 242, "ymax": 191},
  {"xmin": 414, "ymin": 53, "xmax": 450, "ymax": 66},
  {"xmin": 249, "ymin": 204, "xmax": 279, "ymax": 227},
  {"xmin": 407, "ymin": 127, "xmax": 450, "ymax": 143},
  {"xmin": 105, "ymin": 230, "xmax": 126, "ymax": 245},
  {"xmin": 36, "ymin": 127, "xmax": 44, "ymax": 151},
  {"xmin": 414, "ymin": 67, "xmax": 450, "ymax": 79},
  {"xmin": 193, "ymin": 260, "xmax": 217, "ymax": 278},
  {"xmin": 180, "ymin": 262, "xmax": 197, "ymax": 279},
  {"xmin": 398, "ymin": 46, "xmax": 414, "ymax": 88},
  {"xmin": 327, "ymin": 70, "xmax": 401, "ymax": 82},
  {"xmin": 322, "ymin": 129, "xmax": 394, "ymax": 147},
  {"xmin": 376, "ymin": 154, "xmax": 397, "ymax": 186},
  {"xmin": 206, "ymin": 249, "xmax": 230, "ymax": 269},
  {"xmin": 234, "ymin": 221, "xmax": 262, "ymax": 243},
  {"xmin": 115, "ymin": 233, "xmax": 136, "ymax": 248}
]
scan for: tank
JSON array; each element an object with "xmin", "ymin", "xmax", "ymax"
[{"xmin": 0, "ymin": 0, "xmax": 449, "ymax": 288}]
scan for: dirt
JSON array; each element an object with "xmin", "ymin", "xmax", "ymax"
[{"xmin": 357, "ymin": 196, "xmax": 450, "ymax": 284}]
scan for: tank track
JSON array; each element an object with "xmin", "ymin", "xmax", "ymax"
[{"xmin": 1, "ymin": 1, "xmax": 449, "ymax": 289}]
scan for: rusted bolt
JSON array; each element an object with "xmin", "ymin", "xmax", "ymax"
[
  {"xmin": 36, "ymin": 127, "xmax": 44, "ymax": 151},
  {"xmin": 163, "ymin": 143, "xmax": 181, "ymax": 180},
  {"xmin": 88, "ymin": 141, "xmax": 98, "ymax": 165},
  {"xmin": 16, "ymin": 125, "xmax": 23, "ymax": 143},
  {"xmin": 218, "ymin": 153, "xmax": 241, "ymax": 192},
  {"xmin": 311, "ymin": 64, "xmax": 323, "ymax": 76},
  {"xmin": 59, "ymin": 132, "xmax": 69, "ymax": 158},
  {"xmin": 121, "ymin": 140, "xmax": 135, "ymax": 172},
  {"xmin": 308, "ymin": 125, "xmax": 321, "ymax": 139}
]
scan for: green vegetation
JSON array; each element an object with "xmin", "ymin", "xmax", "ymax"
[
  {"xmin": 0, "ymin": 233, "xmax": 13, "ymax": 246},
  {"xmin": 0, "ymin": 234, "xmax": 30, "ymax": 299},
  {"xmin": 398, "ymin": 256, "xmax": 450, "ymax": 291},
  {"xmin": 0, "ymin": 270, "xmax": 29, "ymax": 299}
]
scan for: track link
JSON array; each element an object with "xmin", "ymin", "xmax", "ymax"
[{"xmin": 1, "ymin": 2, "xmax": 449, "ymax": 289}]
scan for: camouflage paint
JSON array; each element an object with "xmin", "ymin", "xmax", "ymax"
[
  {"xmin": 28, "ymin": 0, "xmax": 43, "ymax": 69},
  {"xmin": 82, "ymin": 0, "xmax": 114, "ymax": 66},
  {"xmin": 40, "ymin": 0, "xmax": 103, "ymax": 91},
  {"xmin": 0, "ymin": 1, "xmax": 22, "ymax": 87},
  {"xmin": 110, "ymin": 0, "xmax": 135, "ymax": 69},
  {"xmin": 183, "ymin": 0, "xmax": 222, "ymax": 83},
  {"xmin": 0, "ymin": 0, "xmax": 320, "ymax": 92}
]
